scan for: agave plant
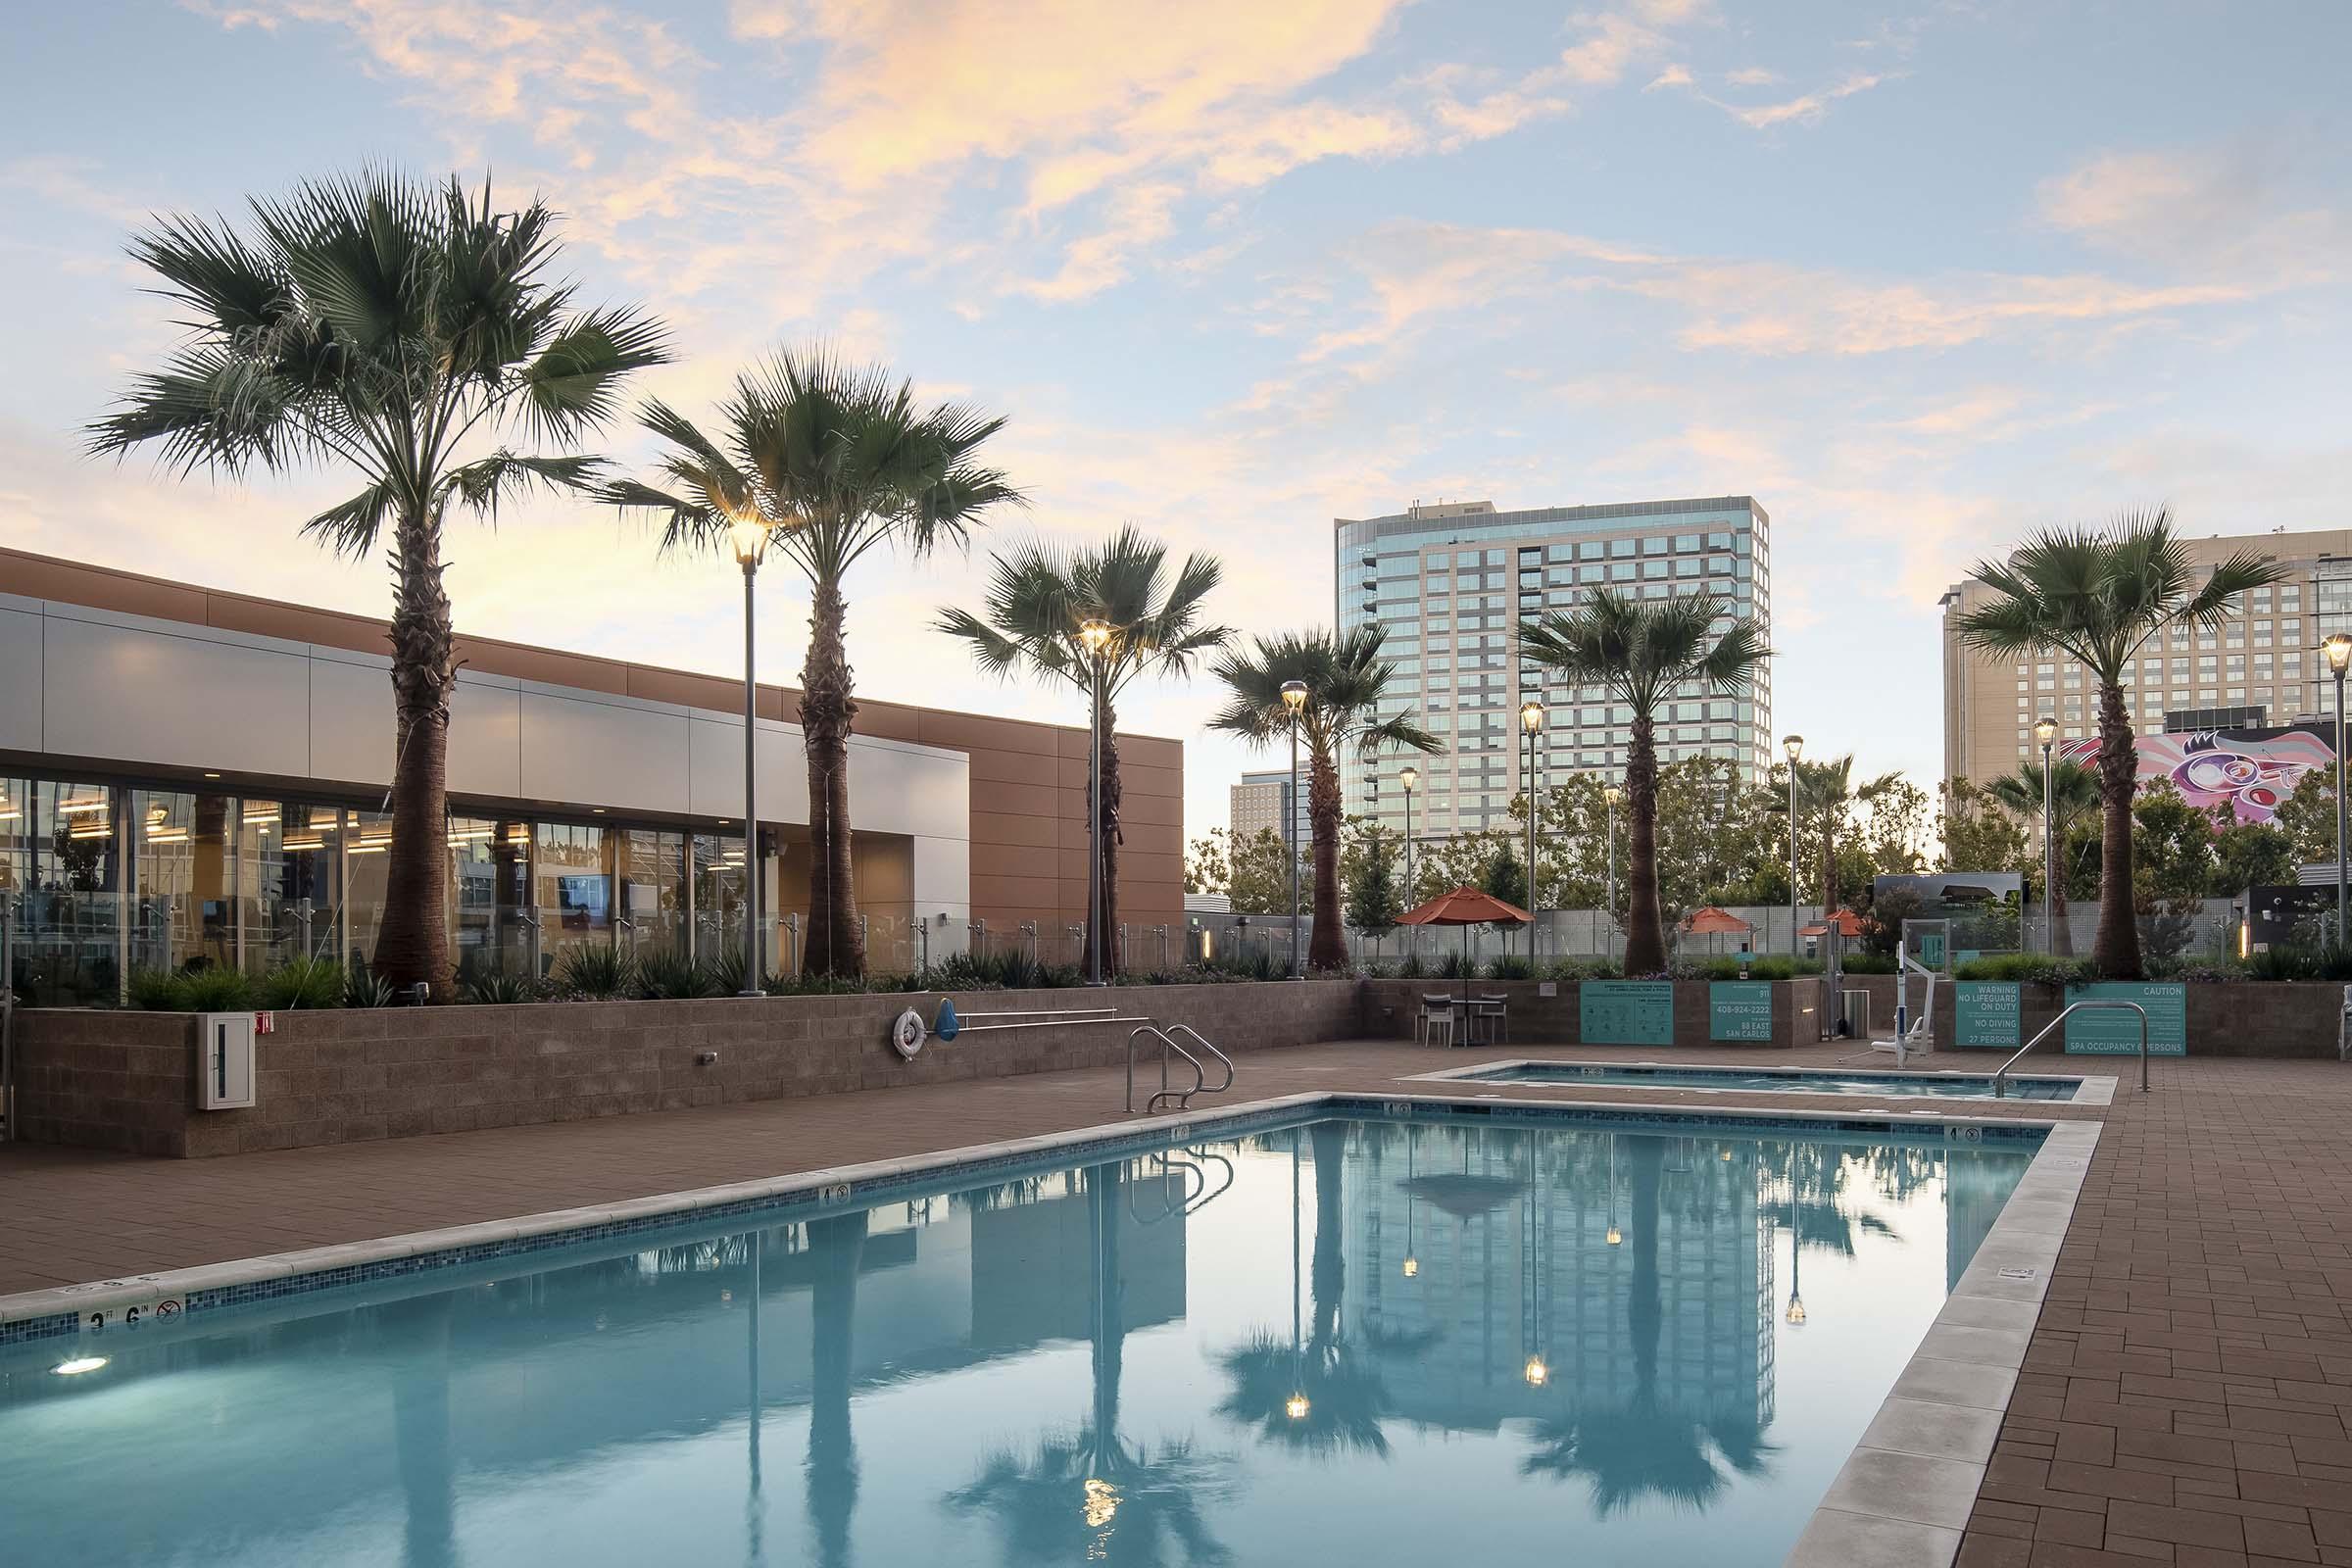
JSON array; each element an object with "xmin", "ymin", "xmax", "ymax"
[
  {"xmin": 556, "ymin": 943, "xmax": 636, "ymax": 1001},
  {"xmin": 261, "ymin": 956, "xmax": 346, "ymax": 1009},
  {"xmin": 460, "ymin": 971, "xmax": 535, "ymax": 1005},
  {"xmin": 635, "ymin": 947, "xmax": 716, "ymax": 1000},
  {"xmin": 344, "ymin": 967, "xmax": 399, "ymax": 1008}
]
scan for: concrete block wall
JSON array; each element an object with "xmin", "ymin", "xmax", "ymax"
[
  {"xmin": 1359, "ymin": 978, "xmax": 1817, "ymax": 1050},
  {"xmin": 9, "ymin": 980, "xmax": 1362, "ymax": 1158}
]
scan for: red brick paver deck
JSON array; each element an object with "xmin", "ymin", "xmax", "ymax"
[{"xmin": 5, "ymin": 1038, "xmax": 2347, "ymax": 1565}]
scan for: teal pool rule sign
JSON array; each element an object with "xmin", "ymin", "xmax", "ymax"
[
  {"xmin": 1708, "ymin": 982, "xmax": 1775, "ymax": 1042},
  {"xmin": 2063, "ymin": 982, "xmax": 2187, "ymax": 1055},
  {"xmin": 1582, "ymin": 981, "xmax": 1675, "ymax": 1046},
  {"xmin": 1953, "ymin": 982, "xmax": 2022, "ymax": 1050}
]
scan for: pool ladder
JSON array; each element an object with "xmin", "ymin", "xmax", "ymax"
[
  {"xmin": 1992, "ymin": 999, "xmax": 2150, "ymax": 1098},
  {"xmin": 1126, "ymin": 1023, "xmax": 1235, "ymax": 1114}
]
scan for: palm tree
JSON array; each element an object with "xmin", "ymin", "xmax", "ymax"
[
  {"xmin": 937, "ymin": 527, "xmax": 1229, "ymax": 975},
  {"xmin": 1792, "ymin": 754, "xmax": 1902, "ymax": 914},
  {"xmin": 1955, "ymin": 510, "xmax": 2283, "ymax": 977},
  {"xmin": 602, "ymin": 349, "xmax": 1019, "ymax": 977},
  {"xmin": 1986, "ymin": 758, "xmax": 2100, "ymax": 955},
  {"xmin": 1519, "ymin": 590, "xmax": 1769, "ymax": 974},
  {"xmin": 1207, "ymin": 628, "xmax": 1442, "ymax": 970},
  {"xmin": 89, "ymin": 172, "xmax": 668, "ymax": 988}
]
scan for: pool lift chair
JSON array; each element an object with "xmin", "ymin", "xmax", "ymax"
[{"xmin": 1841, "ymin": 917, "xmax": 1946, "ymax": 1069}]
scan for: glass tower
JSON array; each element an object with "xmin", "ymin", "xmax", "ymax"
[{"xmin": 1334, "ymin": 496, "xmax": 1773, "ymax": 842}]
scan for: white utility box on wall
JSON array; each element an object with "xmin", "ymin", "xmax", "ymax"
[{"xmin": 196, "ymin": 1011, "xmax": 258, "ymax": 1109}]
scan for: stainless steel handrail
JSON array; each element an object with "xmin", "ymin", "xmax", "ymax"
[
  {"xmin": 1162, "ymin": 1023, "xmax": 1234, "ymax": 1095},
  {"xmin": 1993, "ymin": 999, "xmax": 2150, "ymax": 1098},
  {"xmin": 1128, "ymin": 1023, "xmax": 1217, "ymax": 1113}
]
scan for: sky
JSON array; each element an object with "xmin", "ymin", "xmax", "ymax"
[{"xmin": 4, "ymin": 0, "xmax": 2349, "ymax": 846}]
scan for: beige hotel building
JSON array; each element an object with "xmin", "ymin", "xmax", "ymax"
[{"xmin": 1940, "ymin": 526, "xmax": 2352, "ymax": 783}]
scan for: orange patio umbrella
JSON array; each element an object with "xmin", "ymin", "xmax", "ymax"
[
  {"xmin": 1400, "ymin": 886, "xmax": 1533, "ymax": 1001},
  {"xmin": 1679, "ymin": 906, "xmax": 1753, "ymax": 935},
  {"xmin": 1799, "ymin": 907, "xmax": 1868, "ymax": 939}
]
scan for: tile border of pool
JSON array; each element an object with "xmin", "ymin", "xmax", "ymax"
[
  {"xmin": 0, "ymin": 1089, "xmax": 2096, "ymax": 1568},
  {"xmin": 1403, "ymin": 1055, "xmax": 2118, "ymax": 1106}
]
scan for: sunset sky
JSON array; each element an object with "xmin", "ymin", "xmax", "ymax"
[{"xmin": 6, "ymin": 0, "xmax": 2347, "ymax": 842}]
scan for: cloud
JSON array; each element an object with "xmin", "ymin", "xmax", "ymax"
[
  {"xmin": 2034, "ymin": 141, "xmax": 2346, "ymax": 291},
  {"xmin": 1644, "ymin": 64, "xmax": 1693, "ymax": 91},
  {"xmin": 1711, "ymin": 71, "xmax": 1892, "ymax": 130},
  {"xmin": 1725, "ymin": 66, "xmax": 1780, "ymax": 85}
]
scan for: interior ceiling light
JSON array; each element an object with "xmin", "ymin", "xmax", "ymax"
[{"xmin": 59, "ymin": 797, "xmax": 108, "ymax": 813}]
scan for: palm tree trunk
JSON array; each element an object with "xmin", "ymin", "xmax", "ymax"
[
  {"xmin": 2092, "ymin": 681, "xmax": 2142, "ymax": 978},
  {"xmin": 1307, "ymin": 746, "xmax": 1346, "ymax": 970},
  {"xmin": 1623, "ymin": 713, "xmax": 1666, "ymax": 973},
  {"xmin": 807, "ymin": 1209, "xmax": 866, "ymax": 1568},
  {"xmin": 1083, "ymin": 685, "xmax": 1124, "ymax": 977},
  {"xmin": 801, "ymin": 577, "xmax": 865, "ymax": 979},
  {"xmin": 2049, "ymin": 851, "xmax": 2075, "ymax": 956},
  {"xmin": 1820, "ymin": 804, "xmax": 1841, "ymax": 914},
  {"xmin": 374, "ymin": 509, "xmax": 454, "ymax": 992}
]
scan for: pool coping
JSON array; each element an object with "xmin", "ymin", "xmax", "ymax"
[
  {"xmin": 1402, "ymin": 1055, "xmax": 2118, "ymax": 1106},
  {"xmin": 0, "ymin": 1088, "xmax": 2094, "ymax": 1568}
]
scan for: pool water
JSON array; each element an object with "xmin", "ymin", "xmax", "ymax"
[
  {"xmin": 0, "ymin": 1112, "xmax": 2034, "ymax": 1567},
  {"xmin": 1454, "ymin": 1062, "xmax": 2083, "ymax": 1101}
]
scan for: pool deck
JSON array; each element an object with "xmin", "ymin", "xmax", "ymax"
[{"xmin": 6, "ymin": 1037, "xmax": 2348, "ymax": 1567}]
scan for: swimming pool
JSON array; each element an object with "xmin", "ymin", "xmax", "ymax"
[
  {"xmin": 1423, "ymin": 1060, "xmax": 2098, "ymax": 1102},
  {"xmin": 0, "ymin": 1102, "xmax": 2048, "ymax": 1567}
]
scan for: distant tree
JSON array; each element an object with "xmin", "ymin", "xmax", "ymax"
[
  {"xmin": 2273, "ymin": 771, "xmax": 2336, "ymax": 866},
  {"xmin": 2130, "ymin": 780, "xmax": 2218, "ymax": 956},
  {"xmin": 1346, "ymin": 830, "xmax": 1402, "ymax": 942},
  {"xmin": 1185, "ymin": 831, "xmax": 1230, "ymax": 897},
  {"xmin": 2211, "ymin": 818, "xmax": 2295, "ymax": 898},
  {"xmin": 1936, "ymin": 777, "xmax": 2029, "ymax": 878},
  {"xmin": 1482, "ymin": 838, "xmax": 1528, "ymax": 910},
  {"xmin": 1790, "ymin": 754, "xmax": 1904, "ymax": 912},
  {"xmin": 1224, "ymin": 826, "xmax": 1300, "ymax": 915}
]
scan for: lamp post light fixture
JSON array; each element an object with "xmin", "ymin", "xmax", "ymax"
[
  {"xmin": 727, "ymin": 510, "xmax": 771, "ymax": 997},
  {"xmin": 1603, "ymin": 782, "xmax": 1622, "ymax": 967},
  {"xmin": 1782, "ymin": 735, "xmax": 1804, "ymax": 961},
  {"xmin": 1080, "ymin": 615, "xmax": 1114, "ymax": 985},
  {"xmin": 1281, "ymin": 679, "xmax": 1309, "ymax": 978},
  {"xmin": 2327, "ymin": 635, "xmax": 2352, "ymax": 943},
  {"xmin": 2033, "ymin": 715, "xmax": 2059, "ymax": 954},
  {"xmin": 1521, "ymin": 699, "xmax": 1544, "ymax": 962}
]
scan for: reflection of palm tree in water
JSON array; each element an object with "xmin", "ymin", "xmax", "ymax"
[
  {"xmin": 388, "ymin": 1293, "xmax": 458, "ymax": 1568},
  {"xmin": 807, "ymin": 1209, "xmax": 866, "ymax": 1568},
  {"xmin": 947, "ymin": 1160, "xmax": 1230, "ymax": 1564},
  {"xmin": 1217, "ymin": 1123, "xmax": 1391, "ymax": 1458},
  {"xmin": 1523, "ymin": 1137, "xmax": 1775, "ymax": 1512}
]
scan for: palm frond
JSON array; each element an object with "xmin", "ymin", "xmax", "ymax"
[
  {"xmin": 438, "ymin": 451, "xmax": 605, "ymax": 520},
  {"xmin": 300, "ymin": 481, "xmax": 397, "ymax": 559},
  {"xmin": 521, "ymin": 306, "xmax": 672, "ymax": 445}
]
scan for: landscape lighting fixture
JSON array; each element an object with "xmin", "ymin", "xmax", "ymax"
[
  {"xmin": 1079, "ymin": 616, "xmax": 1112, "ymax": 652},
  {"xmin": 725, "ymin": 508, "xmax": 769, "ymax": 567},
  {"xmin": 1522, "ymin": 1354, "xmax": 1549, "ymax": 1388},
  {"xmin": 1520, "ymin": 699, "xmax": 1544, "ymax": 734},
  {"xmin": 1281, "ymin": 679, "xmax": 1308, "ymax": 713},
  {"xmin": 52, "ymin": 1356, "xmax": 107, "ymax": 1376},
  {"xmin": 1782, "ymin": 734, "xmax": 1803, "ymax": 761},
  {"xmin": 1285, "ymin": 1392, "xmax": 1310, "ymax": 1421},
  {"xmin": 2328, "ymin": 633, "xmax": 2352, "ymax": 676}
]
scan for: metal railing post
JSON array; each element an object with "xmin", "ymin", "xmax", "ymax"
[{"xmin": 1993, "ymin": 999, "xmax": 2150, "ymax": 1098}]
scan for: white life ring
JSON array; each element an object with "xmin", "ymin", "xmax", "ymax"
[{"xmin": 891, "ymin": 1007, "xmax": 928, "ymax": 1060}]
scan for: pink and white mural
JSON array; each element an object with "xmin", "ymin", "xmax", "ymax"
[{"xmin": 2052, "ymin": 726, "xmax": 2334, "ymax": 824}]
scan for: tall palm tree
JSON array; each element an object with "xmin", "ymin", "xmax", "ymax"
[
  {"xmin": 89, "ymin": 172, "xmax": 668, "ymax": 988},
  {"xmin": 937, "ymin": 527, "xmax": 1229, "ymax": 975},
  {"xmin": 1955, "ymin": 510, "xmax": 2283, "ymax": 978},
  {"xmin": 1986, "ymin": 758, "xmax": 2100, "ymax": 955},
  {"xmin": 1207, "ymin": 628, "xmax": 1442, "ymax": 970},
  {"xmin": 602, "ymin": 349, "xmax": 1018, "ymax": 977},
  {"xmin": 1792, "ymin": 754, "xmax": 1902, "ymax": 914},
  {"xmin": 1519, "ymin": 590, "xmax": 1769, "ymax": 974}
]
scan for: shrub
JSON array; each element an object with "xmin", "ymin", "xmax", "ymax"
[
  {"xmin": 1541, "ymin": 956, "xmax": 1622, "ymax": 982},
  {"xmin": 1434, "ymin": 951, "xmax": 1476, "ymax": 979},
  {"xmin": 1394, "ymin": 953, "xmax": 1426, "ymax": 979},
  {"xmin": 1836, "ymin": 953, "xmax": 1897, "ymax": 975},
  {"xmin": 637, "ymin": 948, "xmax": 717, "ymax": 1000},
  {"xmin": 178, "ymin": 965, "xmax": 255, "ymax": 1011},
  {"xmin": 1485, "ymin": 955, "xmax": 1535, "ymax": 980},
  {"xmin": 261, "ymin": 957, "xmax": 345, "ymax": 1009},
  {"xmin": 462, "ymin": 972, "xmax": 535, "ymax": 1005},
  {"xmin": 127, "ymin": 967, "xmax": 186, "ymax": 1010},
  {"xmin": 2243, "ymin": 944, "xmax": 2352, "ymax": 983},
  {"xmin": 1953, "ymin": 953, "xmax": 2099, "ymax": 987},
  {"xmin": 557, "ymin": 944, "xmax": 637, "ymax": 1000},
  {"xmin": 344, "ymin": 967, "xmax": 399, "ymax": 1008}
]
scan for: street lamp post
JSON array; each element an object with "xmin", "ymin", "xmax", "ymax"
[
  {"xmin": 2327, "ymin": 636, "xmax": 2352, "ymax": 943},
  {"xmin": 1782, "ymin": 735, "xmax": 1804, "ymax": 961},
  {"xmin": 2034, "ymin": 715, "xmax": 2059, "ymax": 954},
  {"xmin": 1603, "ymin": 782, "xmax": 1623, "ymax": 967},
  {"xmin": 728, "ymin": 512, "xmax": 770, "ymax": 997},
  {"xmin": 1521, "ymin": 700, "xmax": 1544, "ymax": 963},
  {"xmin": 1399, "ymin": 765, "xmax": 1418, "ymax": 961},
  {"xmin": 1282, "ymin": 679, "xmax": 1309, "ymax": 978},
  {"xmin": 1080, "ymin": 617, "xmax": 1114, "ymax": 985}
]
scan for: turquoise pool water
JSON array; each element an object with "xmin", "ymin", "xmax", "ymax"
[
  {"xmin": 1454, "ymin": 1062, "xmax": 2083, "ymax": 1101},
  {"xmin": 0, "ymin": 1110, "xmax": 2034, "ymax": 1567}
]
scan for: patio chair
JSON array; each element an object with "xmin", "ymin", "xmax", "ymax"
[
  {"xmin": 1473, "ymin": 994, "xmax": 1509, "ymax": 1046},
  {"xmin": 1416, "ymin": 994, "xmax": 1455, "ymax": 1048}
]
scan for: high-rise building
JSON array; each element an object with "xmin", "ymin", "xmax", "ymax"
[
  {"xmin": 1334, "ymin": 496, "xmax": 1774, "ymax": 841},
  {"xmin": 1230, "ymin": 767, "xmax": 1308, "ymax": 850},
  {"xmin": 1939, "ymin": 526, "xmax": 2352, "ymax": 783}
]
